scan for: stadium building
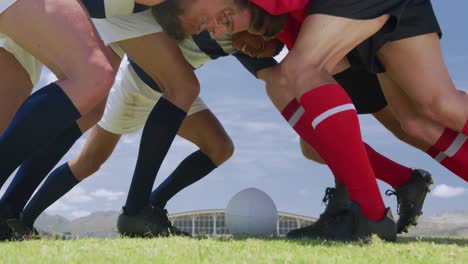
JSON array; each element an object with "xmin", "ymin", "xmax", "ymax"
[{"xmin": 169, "ymin": 210, "xmax": 316, "ymax": 237}]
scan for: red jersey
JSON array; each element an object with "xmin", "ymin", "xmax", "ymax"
[{"xmin": 250, "ymin": 0, "xmax": 309, "ymax": 49}]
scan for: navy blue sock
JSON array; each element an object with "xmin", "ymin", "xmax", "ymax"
[
  {"xmin": 0, "ymin": 83, "xmax": 81, "ymax": 188},
  {"xmin": 0, "ymin": 122, "xmax": 82, "ymax": 216},
  {"xmin": 124, "ymin": 98, "xmax": 186, "ymax": 216},
  {"xmin": 22, "ymin": 163, "xmax": 80, "ymax": 227},
  {"xmin": 150, "ymin": 150, "xmax": 216, "ymax": 208}
]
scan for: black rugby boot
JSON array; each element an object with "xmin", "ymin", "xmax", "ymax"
[
  {"xmin": 297, "ymin": 202, "xmax": 397, "ymax": 242},
  {"xmin": 7, "ymin": 216, "xmax": 40, "ymax": 241},
  {"xmin": 287, "ymin": 181, "xmax": 350, "ymax": 239},
  {"xmin": 0, "ymin": 204, "xmax": 14, "ymax": 241},
  {"xmin": 117, "ymin": 205, "xmax": 190, "ymax": 238},
  {"xmin": 385, "ymin": 169, "xmax": 434, "ymax": 234}
]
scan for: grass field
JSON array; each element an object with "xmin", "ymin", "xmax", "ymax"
[{"xmin": 1, "ymin": 236, "xmax": 467, "ymax": 264}]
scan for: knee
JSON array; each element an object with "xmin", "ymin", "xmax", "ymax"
[
  {"xmin": 300, "ymin": 140, "xmax": 325, "ymax": 164},
  {"xmin": 201, "ymin": 136, "xmax": 234, "ymax": 167},
  {"xmin": 69, "ymin": 155, "xmax": 104, "ymax": 181},
  {"xmin": 161, "ymin": 77, "xmax": 200, "ymax": 110},
  {"xmin": 76, "ymin": 61, "xmax": 116, "ymax": 103},
  {"xmin": 281, "ymin": 53, "xmax": 332, "ymax": 90},
  {"xmin": 398, "ymin": 115, "xmax": 427, "ymax": 141}
]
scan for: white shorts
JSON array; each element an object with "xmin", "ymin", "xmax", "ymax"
[
  {"xmin": 98, "ymin": 62, "xmax": 208, "ymax": 135},
  {"xmin": 92, "ymin": 9, "xmax": 163, "ymax": 58},
  {"xmin": 0, "ymin": 0, "xmax": 16, "ymax": 14},
  {"xmin": 0, "ymin": 33, "xmax": 42, "ymax": 86}
]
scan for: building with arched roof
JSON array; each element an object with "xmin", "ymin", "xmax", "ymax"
[{"xmin": 169, "ymin": 209, "xmax": 316, "ymax": 236}]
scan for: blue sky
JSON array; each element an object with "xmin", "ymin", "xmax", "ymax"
[{"xmin": 1, "ymin": 0, "xmax": 467, "ymax": 220}]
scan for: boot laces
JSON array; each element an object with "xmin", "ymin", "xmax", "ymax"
[
  {"xmin": 385, "ymin": 189, "xmax": 401, "ymax": 215},
  {"xmin": 322, "ymin": 187, "xmax": 336, "ymax": 206}
]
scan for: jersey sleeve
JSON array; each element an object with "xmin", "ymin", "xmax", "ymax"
[
  {"xmin": 232, "ymin": 51, "xmax": 278, "ymax": 78},
  {"xmin": 81, "ymin": 0, "xmax": 148, "ymax": 18},
  {"xmin": 249, "ymin": 0, "xmax": 309, "ymax": 15}
]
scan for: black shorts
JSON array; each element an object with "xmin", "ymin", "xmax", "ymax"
[
  {"xmin": 333, "ymin": 67, "xmax": 387, "ymax": 114},
  {"xmin": 307, "ymin": 0, "xmax": 442, "ymax": 73}
]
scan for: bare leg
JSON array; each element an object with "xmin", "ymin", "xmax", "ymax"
[
  {"xmin": 177, "ymin": 110, "xmax": 234, "ymax": 166},
  {"xmin": 0, "ymin": 48, "xmax": 33, "ymax": 133},
  {"xmin": 119, "ymin": 33, "xmax": 200, "ymax": 111},
  {"xmin": 0, "ymin": 0, "xmax": 116, "ymax": 113},
  {"xmin": 377, "ymin": 72, "xmax": 445, "ymax": 147},
  {"xmin": 378, "ymin": 33, "xmax": 468, "ymax": 132}
]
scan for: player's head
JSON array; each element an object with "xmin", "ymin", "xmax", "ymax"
[
  {"xmin": 152, "ymin": 0, "xmax": 249, "ymax": 41},
  {"xmin": 152, "ymin": 0, "xmax": 285, "ymax": 41}
]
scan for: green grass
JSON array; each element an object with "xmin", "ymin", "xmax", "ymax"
[{"xmin": 0, "ymin": 236, "xmax": 467, "ymax": 264}]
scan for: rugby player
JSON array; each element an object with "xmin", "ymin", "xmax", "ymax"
[{"xmin": 153, "ymin": 0, "xmax": 468, "ymax": 241}]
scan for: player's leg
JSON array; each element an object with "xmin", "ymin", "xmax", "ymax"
[
  {"xmin": 0, "ymin": 0, "xmax": 116, "ymax": 189},
  {"xmin": 140, "ymin": 107, "xmax": 233, "ymax": 237},
  {"xmin": 117, "ymin": 33, "xmax": 200, "ymax": 218},
  {"xmin": 0, "ymin": 46, "xmax": 35, "ymax": 241},
  {"xmin": 20, "ymin": 125, "xmax": 121, "ymax": 230},
  {"xmin": 271, "ymin": 14, "xmax": 394, "ymax": 240},
  {"xmin": 150, "ymin": 108, "xmax": 234, "ymax": 209},
  {"xmin": 378, "ymin": 33, "xmax": 468, "ymax": 134},
  {"xmin": 378, "ymin": 73, "xmax": 468, "ymax": 182}
]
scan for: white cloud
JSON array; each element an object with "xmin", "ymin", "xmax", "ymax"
[
  {"xmin": 90, "ymin": 188, "xmax": 125, "ymax": 201},
  {"xmin": 71, "ymin": 210, "xmax": 91, "ymax": 218},
  {"xmin": 64, "ymin": 186, "xmax": 94, "ymax": 203},
  {"xmin": 432, "ymin": 184, "xmax": 466, "ymax": 198}
]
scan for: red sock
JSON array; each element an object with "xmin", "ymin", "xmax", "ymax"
[
  {"xmin": 365, "ymin": 144, "xmax": 412, "ymax": 188},
  {"xmin": 427, "ymin": 128, "xmax": 468, "ymax": 181},
  {"xmin": 295, "ymin": 84, "xmax": 385, "ymax": 221},
  {"xmin": 283, "ymin": 101, "xmax": 412, "ymax": 187}
]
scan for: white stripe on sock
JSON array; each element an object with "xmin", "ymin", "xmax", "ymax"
[
  {"xmin": 445, "ymin": 133, "xmax": 467, "ymax": 157},
  {"xmin": 311, "ymin": 104, "xmax": 356, "ymax": 129},
  {"xmin": 435, "ymin": 152, "xmax": 447, "ymax": 163},
  {"xmin": 288, "ymin": 107, "xmax": 305, "ymax": 127}
]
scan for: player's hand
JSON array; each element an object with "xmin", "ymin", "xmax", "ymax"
[{"xmin": 232, "ymin": 31, "xmax": 283, "ymax": 58}]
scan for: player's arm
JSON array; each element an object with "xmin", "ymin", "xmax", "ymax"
[
  {"xmin": 249, "ymin": 0, "xmax": 308, "ymax": 15},
  {"xmin": 232, "ymin": 52, "xmax": 277, "ymax": 79},
  {"xmin": 81, "ymin": 0, "xmax": 164, "ymax": 18}
]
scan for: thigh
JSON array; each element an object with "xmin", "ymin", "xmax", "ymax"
[
  {"xmin": 0, "ymin": 0, "xmax": 110, "ymax": 79},
  {"xmin": 288, "ymin": 14, "xmax": 389, "ymax": 74},
  {"xmin": 118, "ymin": 32, "xmax": 199, "ymax": 111},
  {"xmin": 377, "ymin": 34, "xmax": 459, "ymax": 105},
  {"xmin": 377, "ymin": 73, "xmax": 444, "ymax": 145},
  {"xmin": 0, "ymin": 48, "xmax": 33, "ymax": 133}
]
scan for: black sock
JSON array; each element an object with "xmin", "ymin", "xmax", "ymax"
[
  {"xmin": 22, "ymin": 163, "xmax": 80, "ymax": 227},
  {"xmin": 0, "ymin": 123, "xmax": 82, "ymax": 216},
  {"xmin": 0, "ymin": 83, "xmax": 80, "ymax": 188},
  {"xmin": 124, "ymin": 98, "xmax": 186, "ymax": 216},
  {"xmin": 150, "ymin": 150, "xmax": 216, "ymax": 208}
]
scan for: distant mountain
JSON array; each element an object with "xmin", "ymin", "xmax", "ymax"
[
  {"xmin": 35, "ymin": 211, "xmax": 468, "ymax": 239},
  {"xmin": 404, "ymin": 212, "xmax": 468, "ymax": 238},
  {"xmin": 36, "ymin": 211, "xmax": 120, "ymax": 238}
]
